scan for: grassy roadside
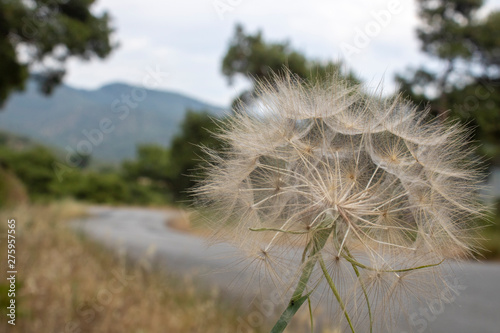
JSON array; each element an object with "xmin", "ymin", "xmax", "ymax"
[
  {"xmin": 480, "ymin": 214, "xmax": 500, "ymax": 260},
  {"xmin": 476, "ymin": 200, "xmax": 500, "ymax": 260},
  {"xmin": 0, "ymin": 201, "xmax": 262, "ymax": 333},
  {"xmin": 481, "ymin": 229, "xmax": 500, "ymax": 260}
]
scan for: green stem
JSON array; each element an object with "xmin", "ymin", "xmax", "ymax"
[
  {"xmin": 318, "ymin": 253, "xmax": 356, "ymax": 333},
  {"xmin": 270, "ymin": 225, "xmax": 334, "ymax": 333},
  {"xmin": 292, "ymin": 251, "xmax": 317, "ymax": 299},
  {"xmin": 307, "ymin": 296, "xmax": 314, "ymax": 333},
  {"xmin": 345, "ymin": 247, "xmax": 372, "ymax": 333},
  {"xmin": 341, "ymin": 254, "xmax": 444, "ymax": 273},
  {"xmin": 270, "ymin": 292, "xmax": 313, "ymax": 333}
]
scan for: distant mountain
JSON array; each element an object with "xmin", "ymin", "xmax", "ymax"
[{"xmin": 0, "ymin": 80, "xmax": 226, "ymax": 162}]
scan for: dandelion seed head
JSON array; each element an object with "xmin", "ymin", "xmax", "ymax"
[{"xmin": 193, "ymin": 71, "xmax": 486, "ymax": 331}]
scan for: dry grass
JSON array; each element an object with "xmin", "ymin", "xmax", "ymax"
[
  {"xmin": 480, "ymin": 228, "xmax": 500, "ymax": 260},
  {"xmin": 0, "ymin": 201, "xmax": 264, "ymax": 333},
  {"xmin": 0, "ymin": 168, "xmax": 28, "ymax": 207},
  {"xmin": 165, "ymin": 209, "xmax": 209, "ymax": 237}
]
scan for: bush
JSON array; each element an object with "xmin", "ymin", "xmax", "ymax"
[
  {"xmin": 0, "ymin": 146, "xmax": 56, "ymax": 201},
  {"xmin": 0, "ymin": 167, "xmax": 28, "ymax": 207}
]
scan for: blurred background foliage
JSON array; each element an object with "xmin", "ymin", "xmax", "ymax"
[
  {"xmin": 396, "ymin": 0, "xmax": 500, "ymax": 165},
  {"xmin": 0, "ymin": 0, "xmax": 115, "ymax": 106},
  {"xmin": 222, "ymin": 24, "xmax": 361, "ymax": 108},
  {"xmin": 395, "ymin": 0, "xmax": 500, "ymax": 258},
  {"xmin": 0, "ymin": 110, "xmax": 221, "ymax": 206}
]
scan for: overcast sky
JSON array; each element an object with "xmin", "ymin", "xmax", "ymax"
[{"xmin": 64, "ymin": 0, "xmax": 500, "ymax": 108}]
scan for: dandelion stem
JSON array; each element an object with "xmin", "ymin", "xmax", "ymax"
[
  {"xmin": 307, "ymin": 296, "xmax": 314, "ymax": 333},
  {"xmin": 318, "ymin": 252, "xmax": 356, "ymax": 333},
  {"xmin": 271, "ymin": 224, "xmax": 335, "ymax": 333},
  {"xmin": 342, "ymin": 254, "xmax": 445, "ymax": 273},
  {"xmin": 345, "ymin": 247, "xmax": 373, "ymax": 333}
]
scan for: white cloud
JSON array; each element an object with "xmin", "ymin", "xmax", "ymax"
[{"xmin": 64, "ymin": 0, "xmax": 500, "ymax": 108}]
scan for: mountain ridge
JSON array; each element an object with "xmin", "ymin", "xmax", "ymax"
[{"xmin": 0, "ymin": 80, "xmax": 227, "ymax": 162}]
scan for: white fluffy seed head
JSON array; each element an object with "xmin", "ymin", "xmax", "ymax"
[{"xmin": 193, "ymin": 71, "xmax": 487, "ymax": 330}]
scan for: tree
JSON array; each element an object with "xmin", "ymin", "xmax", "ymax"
[
  {"xmin": 122, "ymin": 111, "xmax": 223, "ymax": 202},
  {"xmin": 222, "ymin": 23, "xmax": 359, "ymax": 107},
  {"xmin": 0, "ymin": 145, "xmax": 57, "ymax": 199},
  {"xmin": 122, "ymin": 144, "xmax": 170, "ymax": 187},
  {"xmin": 0, "ymin": 0, "xmax": 116, "ymax": 106},
  {"xmin": 396, "ymin": 0, "xmax": 500, "ymax": 165},
  {"xmin": 168, "ymin": 110, "xmax": 224, "ymax": 202}
]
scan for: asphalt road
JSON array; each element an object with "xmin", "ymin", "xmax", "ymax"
[{"xmin": 73, "ymin": 206, "xmax": 500, "ymax": 333}]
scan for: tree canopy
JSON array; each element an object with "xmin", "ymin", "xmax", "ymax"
[
  {"xmin": 121, "ymin": 111, "xmax": 223, "ymax": 202},
  {"xmin": 222, "ymin": 23, "xmax": 360, "ymax": 107},
  {"xmin": 0, "ymin": 0, "xmax": 115, "ymax": 106},
  {"xmin": 168, "ymin": 110, "xmax": 223, "ymax": 202},
  {"xmin": 396, "ymin": 0, "xmax": 500, "ymax": 165}
]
